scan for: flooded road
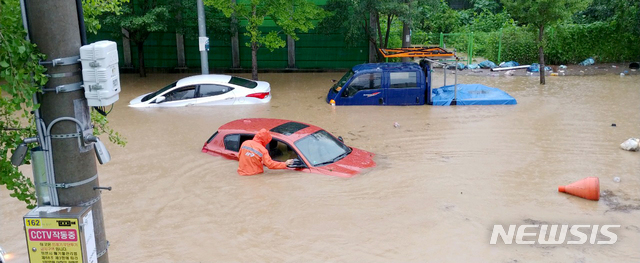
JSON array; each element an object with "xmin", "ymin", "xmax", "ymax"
[{"xmin": 2, "ymin": 71, "xmax": 640, "ymax": 262}]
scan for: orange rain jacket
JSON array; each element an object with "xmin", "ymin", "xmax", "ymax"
[{"xmin": 237, "ymin": 129, "xmax": 288, "ymax": 175}]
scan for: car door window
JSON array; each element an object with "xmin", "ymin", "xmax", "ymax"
[
  {"xmin": 342, "ymin": 72, "xmax": 382, "ymax": 97},
  {"xmin": 163, "ymin": 86, "xmax": 196, "ymax": 102},
  {"xmin": 390, "ymin": 72, "xmax": 418, "ymax": 88},
  {"xmin": 224, "ymin": 134, "xmax": 254, "ymax": 152},
  {"xmin": 199, "ymin": 84, "xmax": 234, "ymax": 97},
  {"xmin": 266, "ymin": 139, "xmax": 299, "ymax": 162}
]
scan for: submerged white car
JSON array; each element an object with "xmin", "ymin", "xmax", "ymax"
[{"xmin": 129, "ymin": 74, "xmax": 271, "ymax": 107}]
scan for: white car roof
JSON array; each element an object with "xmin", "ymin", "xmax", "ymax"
[{"xmin": 176, "ymin": 74, "xmax": 234, "ymax": 87}]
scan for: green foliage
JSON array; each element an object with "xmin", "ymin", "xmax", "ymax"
[
  {"xmin": 1, "ymin": 0, "xmax": 126, "ymax": 208},
  {"xmin": 575, "ymin": 0, "xmax": 640, "ymax": 35},
  {"xmin": 480, "ymin": 22, "xmax": 640, "ymax": 64},
  {"xmin": 502, "ymin": 0, "xmax": 592, "ymax": 28},
  {"xmin": 483, "ymin": 25, "xmax": 538, "ymax": 63},
  {"xmin": 206, "ymin": 0, "xmax": 327, "ymax": 78},
  {"xmin": 207, "ymin": 0, "xmax": 327, "ymax": 51},
  {"xmin": 82, "ymin": 0, "xmax": 130, "ymax": 34},
  {"xmin": 171, "ymin": 0, "xmax": 232, "ymax": 42},
  {"xmin": 1, "ymin": 0, "xmax": 48, "ymax": 208},
  {"xmin": 544, "ymin": 22, "xmax": 640, "ymax": 63},
  {"xmin": 316, "ymin": 0, "xmax": 371, "ymax": 47},
  {"xmin": 103, "ymin": 2, "xmax": 172, "ymax": 44},
  {"xmin": 417, "ymin": 0, "xmax": 462, "ymax": 34}
]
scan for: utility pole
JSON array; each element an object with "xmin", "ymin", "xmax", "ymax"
[
  {"xmin": 24, "ymin": 1, "xmax": 110, "ymax": 262},
  {"xmin": 197, "ymin": 0, "xmax": 209, "ymax": 74}
]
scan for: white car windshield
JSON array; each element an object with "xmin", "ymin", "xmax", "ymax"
[
  {"xmin": 294, "ymin": 130, "xmax": 351, "ymax": 167},
  {"xmin": 142, "ymin": 81, "xmax": 178, "ymax": 102}
]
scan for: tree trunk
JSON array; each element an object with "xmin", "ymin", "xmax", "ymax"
[
  {"xmin": 538, "ymin": 25, "xmax": 545, "ymax": 85},
  {"xmin": 401, "ymin": 0, "xmax": 412, "ymax": 63},
  {"xmin": 375, "ymin": 12, "xmax": 383, "ymax": 53},
  {"xmin": 383, "ymin": 14, "xmax": 393, "ymax": 49},
  {"xmin": 251, "ymin": 41, "xmax": 258, "ymax": 80},
  {"xmin": 137, "ymin": 42, "xmax": 146, "ymax": 77}
]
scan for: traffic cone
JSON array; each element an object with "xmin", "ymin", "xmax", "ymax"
[{"xmin": 558, "ymin": 177, "xmax": 600, "ymax": 201}]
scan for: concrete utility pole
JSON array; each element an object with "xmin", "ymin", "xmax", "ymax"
[
  {"xmin": 24, "ymin": 1, "xmax": 110, "ymax": 262},
  {"xmin": 197, "ymin": 0, "xmax": 209, "ymax": 74}
]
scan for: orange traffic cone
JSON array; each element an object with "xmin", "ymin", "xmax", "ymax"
[{"xmin": 558, "ymin": 177, "xmax": 600, "ymax": 201}]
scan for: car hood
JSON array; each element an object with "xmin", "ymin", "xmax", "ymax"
[
  {"xmin": 128, "ymin": 92, "xmax": 152, "ymax": 107},
  {"xmin": 313, "ymin": 148, "xmax": 376, "ymax": 177}
]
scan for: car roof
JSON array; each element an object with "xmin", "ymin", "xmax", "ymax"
[
  {"xmin": 219, "ymin": 118, "xmax": 323, "ymax": 142},
  {"xmin": 352, "ymin": 62, "xmax": 422, "ymax": 74},
  {"xmin": 176, "ymin": 74, "xmax": 234, "ymax": 87}
]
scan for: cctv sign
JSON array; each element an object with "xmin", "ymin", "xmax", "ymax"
[{"xmin": 24, "ymin": 206, "xmax": 97, "ymax": 263}]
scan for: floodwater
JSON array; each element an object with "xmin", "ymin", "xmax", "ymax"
[{"xmin": 2, "ymin": 71, "xmax": 640, "ymax": 262}]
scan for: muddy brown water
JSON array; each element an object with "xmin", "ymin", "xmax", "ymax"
[{"xmin": 2, "ymin": 72, "xmax": 640, "ymax": 262}]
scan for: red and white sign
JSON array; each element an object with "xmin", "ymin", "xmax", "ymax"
[{"xmin": 28, "ymin": 229, "xmax": 78, "ymax": 242}]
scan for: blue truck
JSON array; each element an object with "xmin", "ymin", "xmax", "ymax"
[{"xmin": 326, "ymin": 61, "xmax": 433, "ymax": 106}]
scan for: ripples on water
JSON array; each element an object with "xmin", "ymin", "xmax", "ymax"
[{"xmin": 1, "ymin": 72, "xmax": 639, "ymax": 262}]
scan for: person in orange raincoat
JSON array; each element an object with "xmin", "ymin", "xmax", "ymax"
[{"xmin": 237, "ymin": 128, "xmax": 294, "ymax": 175}]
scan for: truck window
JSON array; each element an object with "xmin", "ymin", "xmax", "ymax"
[
  {"xmin": 390, "ymin": 72, "xmax": 418, "ymax": 88},
  {"xmin": 331, "ymin": 70, "xmax": 354, "ymax": 93},
  {"xmin": 342, "ymin": 72, "xmax": 382, "ymax": 97}
]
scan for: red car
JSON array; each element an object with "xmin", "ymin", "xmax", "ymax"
[{"xmin": 201, "ymin": 118, "xmax": 376, "ymax": 177}]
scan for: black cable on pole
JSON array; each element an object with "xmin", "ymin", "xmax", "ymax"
[{"xmin": 76, "ymin": 0, "xmax": 87, "ymax": 45}]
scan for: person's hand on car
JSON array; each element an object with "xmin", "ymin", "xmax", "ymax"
[{"xmin": 285, "ymin": 159, "xmax": 294, "ymax": 166}]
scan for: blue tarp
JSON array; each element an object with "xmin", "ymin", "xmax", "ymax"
[
  {"xmin": 479, "ymin": 60, "xmax": 497, "ymax": 69},
  {"xmin": 431, "ymin": 84, "xmax": 517, "ymax": 106},
  {"xmin": 500, "ymin": 61, "xmax": 520, "ymax": 67},
  {"xmin": 527, "ymin": 63, "xmax": 553, "ymax": 72}
]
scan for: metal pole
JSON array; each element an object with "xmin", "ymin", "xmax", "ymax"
[
  {"xmin": 24, "ymin": 1, "xmax": 109, "ymax": 261},
  {"xmin": 467, "ymin": 32, "xmax": 473, "ymax": 65},
  {"xmin": 498, "ymin": 28, "xmax": 503, "ymax": 63},
  {"xmin": 454, "ymin": 56, "xmax": 458, "ymax": 105},
  {"xmin": 197, "ymin": 0, "xmax": 209, "ymax": 74}
]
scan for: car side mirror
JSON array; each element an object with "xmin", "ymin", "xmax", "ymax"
[
  {"xmin": 155, "ymin": 96, "xmax": 166, "ymax": 103},
  {"xmin": 338, "ymin": 136, "xmax": 344, "ymax": 143},
  {"xmin": 287, "ymin": 158, "xmax": 306, "ymax": 168}
]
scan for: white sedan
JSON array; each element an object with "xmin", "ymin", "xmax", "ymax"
[{"xmin": 129, "ymin": 74, "xmax": 271, "ymax": 107}]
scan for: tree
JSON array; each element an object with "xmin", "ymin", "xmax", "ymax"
[
  {"xmin": 502, "ymin": 0, "xmax": 591, "ymax": 84},
  {"xmin": 0, "ymin": 0, "xmax": 126, "ymax": 208},
  {"xmin": 172, "ymin": 0, "xmax": 232, "ymax": 42},
  {"xmin": 319, "ymin": 0, "xmax": 435, "ymax": 61},
  {"xmin": 576, "ymin": 0, "xmax": 640, "ymax": 35},
  {"xmin": 82, "ymin": 0, "xmax": 130, "ymax": 34},
  {"xmin": 102, "ymin": 0, "xmax": 173, "ymax": 77},
  {"xmin": 205, "ymin": 0, "xmax": 327, "ymax": 80}
]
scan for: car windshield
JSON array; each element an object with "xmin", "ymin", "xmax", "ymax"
[
  {"xmin": 331, "ymin": 70, "xmax": 354, "ymax": 93},
  {"xmin": 294, "ymin": 130, "xmax": 351, "ymax": 167},
  {"xmin": 142, "ymin": 81, "xmax": 178, "ymax": 102},
  {"xmin": 229, "ymin": 76, "xmax": 258, "ymax": 89}
]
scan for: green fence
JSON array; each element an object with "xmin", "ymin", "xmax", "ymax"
[{"xmin": 87, "ymin": 0, "xmax": 369, "ymax": 71}]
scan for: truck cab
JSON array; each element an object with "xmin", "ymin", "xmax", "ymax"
[{"xmin": 326, "ymin": 62, "xmax": 431, "ymax": 106}]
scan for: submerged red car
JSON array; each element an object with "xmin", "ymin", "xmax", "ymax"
[{"xmin": 201, "ymin": 118, "xmax": 376, "ymax": 177}]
